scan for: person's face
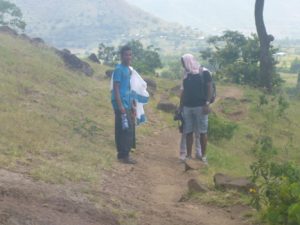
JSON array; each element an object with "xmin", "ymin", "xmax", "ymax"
[{"xmin": 121, "ymin": 50, "xmax": 132, "ymax": 66}]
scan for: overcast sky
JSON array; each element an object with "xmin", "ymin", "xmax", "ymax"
[{"xmin": 126, "ymin": 0, "xmax": 300, "ymax": 38}]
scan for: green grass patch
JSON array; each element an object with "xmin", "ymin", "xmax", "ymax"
[
  {"xmin": 0, "ymin": 33, "xmax": 115, "ymax": 184},
  {"xmin": 188, "ymin": 190, "xmax": 250, "ymax": 208}
]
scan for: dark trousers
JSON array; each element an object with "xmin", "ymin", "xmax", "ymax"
[
  {"xmin": 114, "ymin": 110, "xmax": 133, "ymax": 159},
  {"xmin": 132, "ymin": 116, "xmax": 136, "ymax": 149}
]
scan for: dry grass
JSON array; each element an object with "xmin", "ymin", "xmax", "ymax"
[{"xmin": 0, "ymin": 33, "xmax": 114, "ymax": 184}]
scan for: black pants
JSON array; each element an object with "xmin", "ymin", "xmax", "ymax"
[
  {"xmin": 132, "ymin": 119, "xmax": 136, "ymax": 149},
  {"xmin": 114, "ymin": 110, "xmax": 133, "ymax": 159}
]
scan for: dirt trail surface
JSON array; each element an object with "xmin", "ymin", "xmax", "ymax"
[
  {"xmin": 101, "ymin": 127, "xmax": 251, "ymax": 225},
  {"xmin": 0, "ymin": 129, "xmax": 250, "ymax": 225},
  {"xmin": 0, "ymin": 170, "xmax": 119, "ymax": 225},
  {"xmin": 0, "ymin": 87, "xmax": 251, "ymax": 225}
]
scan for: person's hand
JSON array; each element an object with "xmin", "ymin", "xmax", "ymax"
[
  {"xmin": 131, "ymin": 106, "xmax": 137, "ymax": 118},
  {"xmin": 203, "ymin": 105, "xmax": 211, "ymax": 115},
  {"xmin": 120, "ymin": 106, "xmax": 126, "ymax": 114}
]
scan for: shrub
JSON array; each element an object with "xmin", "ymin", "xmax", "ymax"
[
  {"xmin": 208, "ymin": 113, "xmax": 238, "ymax": 143},
  {"xmin": 290, "ymin": 58, "xmax": 300, "ymax": 73},
  {"xmin": 249, "ymin": 94, "xmax": 300, "ymax": 225}
]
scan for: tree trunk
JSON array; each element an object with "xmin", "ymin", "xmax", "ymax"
[{"xmin": 255, "ymin": 0, "xmax": 274, "ymax": 92}]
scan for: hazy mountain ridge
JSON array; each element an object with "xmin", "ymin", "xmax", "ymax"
[
  {"xmin": 11, "ymin": 0, "xmax": 300, "ymax": 52},
  {"xmin": 11, "ymin": 0, "xmax": 190, "ymax": 50},
  {"xmin": 126, "ymin": 0, "xmax": 300, "ymax": 39}
]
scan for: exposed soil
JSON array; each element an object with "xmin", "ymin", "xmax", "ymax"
[
  {"xmin": 0, "ymin": 169, "xmax": 118, "ymax": 225},
  {"xmin": 214, "ymin": 86, "xmax": 248, "ymax": 121},
  {"xmin": 0, "ymin": 86, "xmax": 252, "ymax": 225},
  {"xmin": 100, "ymin": 127, "xmax": 252, "ymax": 225}
]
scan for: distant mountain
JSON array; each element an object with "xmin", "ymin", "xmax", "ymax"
[
  {"xmin": 11, "ymin": 0, "xmax": 202, "ymax": 51},
  {"xmin": 126, "ymin": 0, "xmax": 300, "ymax": 39}
]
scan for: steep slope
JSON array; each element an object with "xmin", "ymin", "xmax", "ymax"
[{"xmin": 0, "ymin": 31, "xmax": 114, "ymax": 183}]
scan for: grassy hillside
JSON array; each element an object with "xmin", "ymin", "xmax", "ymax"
[
  {"xmin": 0, "ymin": 32, "xmax": 116, "ymax": 183},
  {"xmin": 157, "ymin": 74, "xmax": 300, "ymax": 192},
  {"xmin": 210, "ymin": 85, "xmax": 299, "ymax": 169},
  {"xmin": 1, "ymin": 29, "xmax": 300, "ymax": 189}
]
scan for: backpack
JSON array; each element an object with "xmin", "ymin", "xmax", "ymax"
[{"xmin": 200, "ymin": 69, "xmax": 216, "ymax": 104}]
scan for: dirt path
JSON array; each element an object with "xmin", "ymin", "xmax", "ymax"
[
  {"xmin": 101, "ymin": 125, "xmax": 251, "ymax": 225},
  {"xmin": 0, "ymin": 86, "xmax": 251, "ymax": 225},
  {"xmin": 100, "ymin": 87, "xmax": 250, "ymax": 224}
]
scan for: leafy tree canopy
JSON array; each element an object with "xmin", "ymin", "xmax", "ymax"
[
  {"xmin": 98, "ymin": 40, "xmax": 162, "ymax": 75},
  {"xmin": 201, "ymin": 30, "xmax": 281, "ymax": 88},
  {"xmin": 0, "ymin": 0, "xmax": 26, "ymax": 30}
]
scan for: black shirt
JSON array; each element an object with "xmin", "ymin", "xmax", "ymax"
[{"xmin": 183, "ymin": 71, "xmax": 212, "ymax": 107}]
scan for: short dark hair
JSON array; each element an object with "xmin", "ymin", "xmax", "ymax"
[{"xmin": 120, "ymin": 45, "xmax": 132, "ymax": 56}]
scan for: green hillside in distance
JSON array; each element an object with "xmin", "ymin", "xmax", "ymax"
[{"xmin": 11, "ymin": 0, "xmax": 204, "ymax": 53}]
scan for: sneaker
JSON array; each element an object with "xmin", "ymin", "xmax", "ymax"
[
  {"xmin": 186, "ymin": 155, "xmax": 192, "ymax": 160},
  {"xmin": 195, "ymin": 154, "xmax": 202, "ymax": 160},
  {"xmin": 201, "ymin": 156, "xmax": 208, "ymax": 165},
  {"xmin": 179, "ymin": 153, "xmax": 186, "ymax": 162},
  {"xmin": 179, "ymin": 157, "xmax": 186, "ymax": 163},
  {"xmin": 118, "ymin": 157, "xmax": 137, "ymax": 164}
]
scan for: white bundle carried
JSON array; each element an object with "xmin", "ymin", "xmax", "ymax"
[{"xmin": 110, "ymin": 67, "xmax": 149, "ymax": 124}]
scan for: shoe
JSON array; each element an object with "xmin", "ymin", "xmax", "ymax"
[
  {"xmin": 195, "ymin": 154, "xmax": 202, "ymax": 160},
  {"xmin": 201, "ymin": 156, "xmax": 208, "ymax": 165},
  {"xmin": 179, "ymin": 153, "xmax": 186, "ymax": 162},
  {"xmin": 186, "ymin": 156, "xmax": 192, "ymax": 160},
  {"xmin": 118, "ymin": 157, "xmax": 137, "ymax": 164}
]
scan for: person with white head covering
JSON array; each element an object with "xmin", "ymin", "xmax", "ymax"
[
  {"xmin": 179, "ymin": 54, "xmax": 202, "ymax": 161},
  {"xmin": 179, "ymin": 54, "xmax": 213, "ymax": 164}
]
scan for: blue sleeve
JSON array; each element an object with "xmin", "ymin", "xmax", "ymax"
[{"xmin": 113, "ymin": 67, "xmax": 122, "ymax": 83}]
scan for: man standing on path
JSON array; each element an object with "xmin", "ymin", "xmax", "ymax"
[
  {"xmin": 180, "ymin": 54, "xmax": 212, "ymax": 164},
  {"xmin": 111, "ymin": 46, "xmax": 137, "ymax": 164}
]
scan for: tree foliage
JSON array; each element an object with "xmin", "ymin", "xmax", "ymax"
[
  {"xmin": 249, "ymin": 94, "xmax": 300, "ymax": 225},
  {"xmin": 200, "ymin": 30, "xmax": 281, "ymax": 88},
  {"xmin": 98, "ymin": 40, "xmax": 162, "ymax": 75},
  {"xmin": 0, "ymin": 0, "xmax": 26, "ymax": 30},
  {"xmin": 290, "ymin": 58, "xmax": 300, "ymax": 73},
  {"xmin": 98, "ymin": 43, "xmax": 118, "ymax": 67},
  {"xmin": 126, "ymin": 40, "xmax": 162, "ymax": 74},
  {"xmin": 160, "ymin": 59, "xmax": 182, "ymax": 79}
]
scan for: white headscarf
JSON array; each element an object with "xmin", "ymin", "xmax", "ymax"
[{"xmin": 181, "ymin": 54, "xmax": 203, "ymax": 78}]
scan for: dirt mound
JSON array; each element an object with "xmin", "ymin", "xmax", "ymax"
[
  {"xmin": 55, "ymin": 49, "xmax": 94, "ymax": 76},
  {"xmin": 88, "ymin": 53, "xmax": 100, "ymax": 64},
  {"xmin": 157, "ymin": 101, "xmax": 177, "ymax": 113},
  {"xmin": 0, "ymin": 26, "xmax": 18, "ymax": 36},
  {"xmin": 0, "ymin": 170, "xmax": 118, "ymax": 225},
  {"xmin": 31, "ymin": 37, "xmax": 46, "ymax": 45},
  {"xmin": 216, "ymin": 96, "xmax": 248, "ymax": 121},
  {"xmin": 170, "ymin": 85, "xmax": 181, "ymax": 97},
  {"xmin": 214, "ymin": 173, "xmax": 255, "ymax": 193}
]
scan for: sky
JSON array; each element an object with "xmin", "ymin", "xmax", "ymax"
[{"xmin": 126, "ymin": 0, "xmax": 300, "ymax": 39}]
